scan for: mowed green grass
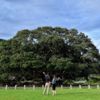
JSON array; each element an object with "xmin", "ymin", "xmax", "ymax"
[{"xmin": 0, "ymin": 87, "xmax": 100, "ymax": 100}]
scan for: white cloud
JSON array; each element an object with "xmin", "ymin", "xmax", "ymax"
[{"xmin": 0, "ymin": 0, "xmax": 100, "ymax": 52}]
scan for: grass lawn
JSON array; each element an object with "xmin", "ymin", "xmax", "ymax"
[{"xmin": 0, "ymin": 87, "xmax": 100, "ymax": 100}]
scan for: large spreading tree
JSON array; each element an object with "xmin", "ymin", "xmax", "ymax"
[{"xmin": 0, "ymin": 27, "xmax": 100, "ymax": 85}]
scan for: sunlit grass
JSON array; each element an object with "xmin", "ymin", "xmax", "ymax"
[{"xmin": 0, "ymin": 87, "xmax": 100, "ymax": 100}]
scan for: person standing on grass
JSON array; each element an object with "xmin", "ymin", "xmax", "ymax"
[
  {"xmin": 51, "ymin": 75, "xmax": 57, "ymax": 96},
  {"xmin": 43, "ymin": 73, "xmax": 51, "ymax": 95}
]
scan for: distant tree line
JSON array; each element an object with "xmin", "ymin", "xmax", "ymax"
[{"xmin": 0, "ymin": 27, "xmax": 100, "ymax": 85}]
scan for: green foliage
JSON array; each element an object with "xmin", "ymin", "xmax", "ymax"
[{"xmin": 0, "ymin": 26, "xmax": 100, "ymax": 84}]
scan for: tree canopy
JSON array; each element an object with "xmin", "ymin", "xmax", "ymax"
[{"xmin": 0, "ymin": 26, "xmax": 100, "ymax": 85}]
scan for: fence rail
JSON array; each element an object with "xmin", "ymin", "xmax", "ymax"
[{"xmin": 0, "ymin": 84, "xmax": 100, "ymax": 90}]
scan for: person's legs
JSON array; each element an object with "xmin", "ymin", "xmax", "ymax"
[
  {"xmin": 46, "ymin": 82, "xmax": 50, "ymax": 95},
  {"xmin": 43, "ymin": 83, "xmax": 47, "ymax": 94},
  {"xmin": 54, "ymin": 90, "xmax": 56, "ymax": 95},
  {"xmin": 52, "ymin": 84, "xmax": 55, "ymax": 96},
  {"xmin": 52, "ymin": 84, "xmax": 56, "ymax": 96},
  {"xmin": 54, "ymin": 85, "xmax": 56, "ymax": 95}
]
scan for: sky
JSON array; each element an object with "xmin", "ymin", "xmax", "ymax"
[{"xmin": 0, "ymin": 0, "xmax": 100, "ymax": 51}]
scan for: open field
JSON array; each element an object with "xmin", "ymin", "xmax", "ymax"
[{"xmin": 0, "ymin": 87, "xmax": 100, "ymax": 100}]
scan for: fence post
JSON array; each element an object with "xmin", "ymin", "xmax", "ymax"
[
  {"xmin": 42, "ymin": 85, "xmax": 44, "ymax": 89},
  {"xmin": 24, "ymin": 85, "xmax": 26, "ymax": 90},
  {"xmin": 33, "ymin": 85, "xmax": 35, "ymax": 90},
  {"xmin": 70, "ymin": 85, "xmax": 72, "ymax": 89},
  {"xmin": 15, "ymin": 85, "xmax": 17, "ymax": 90},
  {"xmin": 88, "ymin": 85, "xmax": 91, "ymax": 89},
  {"xmin": 5, "ymin": 85, "xmax": 8, "ymax": 90},
  {"xmin": 97, "ymin": 85, "xmax": 99, "ymax": 89},
  {"xmin": 79, "ymin": 85, "xmax": 82, "ymax": 89}
]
